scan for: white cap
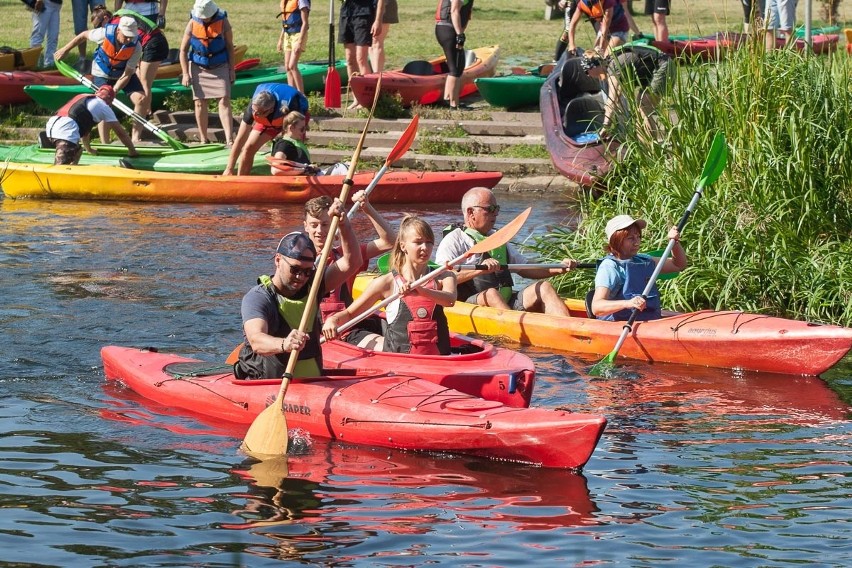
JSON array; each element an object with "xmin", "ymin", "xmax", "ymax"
[
  {"xmin": 605, "ymin": 215, "xmax": 647, "ymax": 242},
  {"xmin": 117, "ymin": 16, "xmax": 138, "ymax": 40},
  {"xmin": 192, "ymin": 0, "xmax": 220, "ymax": 20}
]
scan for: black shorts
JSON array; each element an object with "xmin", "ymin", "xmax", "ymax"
[
  {"xmin": 342, "ymin": 316, "xmax": 385, "ymax": 345},
  {"xmin": 435, "ymin": 25, "xmax": 465, "ymax": 78},
  {"xmin": 339, "ymin": 14, "xmax": 374, "ymax": 46},
  {"xmin": 644, "ymin": 0, "xmax": 670, "ymax": 15},
  {"xmin": 382, "ymin": 0, "xmax": 400, "ymax": 24},
  {"xmin": 141, "ymin": 32, "xmax": 170, "ymax": 63}
]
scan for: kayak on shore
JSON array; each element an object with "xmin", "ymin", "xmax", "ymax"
[
  {"xmin": 353, "ymin": 273, "xmax": 852, "ymax": 376},
  {"xmin": 0, "ymin": 162, "xmax": 503, "ymax": 204},
  {"xmin": 474, "ymin": 63, "xmax": 552, "ymax": 110},
  {"xmin": 101, "ymin": 346, "xmax": 607, "ymax": 470}
]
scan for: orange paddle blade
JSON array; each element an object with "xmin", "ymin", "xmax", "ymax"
[{"xmin": 468, "ymin": 207, "xmax": 532, "ymax": 256}]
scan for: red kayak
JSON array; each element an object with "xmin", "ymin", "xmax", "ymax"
[
  {"xmin": 102, "ymin": 346, "xmax": 606, "ymax": 469},
  {"xmin": 0, "ymin": 70, "xmax": 77, "ymax": 105},
  {"xmin": 323, "ymin": 332, "xmax": 536, "ymax": 408}
]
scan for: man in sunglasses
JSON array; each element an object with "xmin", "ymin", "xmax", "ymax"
[
  {"xmin": 234, "ymin": 202, "xmax": 362, "ymax": 380},
  {"xmin": 435, "ymin": 187, "xmax": 576, "ymax": 317}
]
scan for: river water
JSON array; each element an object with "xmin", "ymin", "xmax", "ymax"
[{"xmin": 1, "ymin": 193, "xmax": 850, "ymax": 566}]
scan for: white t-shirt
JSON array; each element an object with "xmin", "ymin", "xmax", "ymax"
[
  {"xmin": 88, "ymin": 27, "xmax": 142, "ymax": 79},
  {"xmin": 45, "ymin": 98, "xmax": 119, "ymax": 143},
  {"xmin": 435, "ymin": 227, "xmax": 529, "ymax": 266}
]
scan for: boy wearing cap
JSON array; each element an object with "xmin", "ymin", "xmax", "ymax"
[
  {"xmin": 234, "ymin": 199, "xmax": 362, "ymax": 380},
  {"xmin": 43, "ymin": 85, "xmax": 138, "ymax": 164},
  {"xmin": 590, "ymin": 214, "xmax": 686, "ymax": 321}
]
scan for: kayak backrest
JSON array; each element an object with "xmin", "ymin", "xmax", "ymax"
[
  {"xmin": 562, "ymin": 93, "xmax": 605, "ymax": 137},
  {"xmin": 584, "ymin": 289, "xmax": 596, "ymax": 319},
  {"xmin": 402, "ymin": 60, "xmax": 435, "ymax": 76}
]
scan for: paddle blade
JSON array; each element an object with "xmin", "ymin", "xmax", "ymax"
[
  {"xmin": 241, "ymin": 389, "xmax": 289, "ymax": 457},
  {"xmin": 386, "ymin": 115, "xmax": 419, "ymax": 165},
  {"xmin": 325, "ymin": 67, "xmax": 342, "ymax": 108},
  {"xmin": 700, "ymin": 133, "xmax": 728, "ymax": 188},
  {"xmin": 588, "ymin": 352, "xmax": 616, "ymax": 377},
  {"xmin": 468, "ymin": 207, "xmax": 532, "ymax": 255}
]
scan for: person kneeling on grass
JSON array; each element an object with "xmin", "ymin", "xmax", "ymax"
[
  {"xmin": 44, "ymin": 85, "xmax": 137, "ymax": 165},
  {"xmin": 590, "ymin": 214, "xmax": 686, "ymax": 321},
  {"xmin": 322, "ymin": 215, "xmax": 457, "ymax": 355}
]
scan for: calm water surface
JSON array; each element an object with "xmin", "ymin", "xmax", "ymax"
[{"xmin": 1, "ymin": 195, "xmax": 850, "ymax": 566}]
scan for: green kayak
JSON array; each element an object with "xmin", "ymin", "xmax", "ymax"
[
  {"xmin": 24, "ymin": 60, "xmax": 348, "ymax": 112},
  {"xmin": 475, "ymin": 64, "xmax": 550, "ymax": 110},
  {"xmin": 0, "ymin": 143, "xmax": 270, "ymax": 175}
]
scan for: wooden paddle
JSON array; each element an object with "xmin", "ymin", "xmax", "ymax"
[
  {"xmin": 589, "ymin": 133, "xmax": 728, "ymax": 376},
  {"xmin": 346, "ymin": 115, "xmax": 419, "ymax": 219},
  {"xmin": 55, "ymin": 61, "xmax": 188, "ymax": 151},
  {"xmin": 241, "ymin": 75, "xmax": 383, "ymax": 458},
  {"xmin": 329, "ymin": 207, "xmax": 532, "ymax": 339},
  {"xmin": 324, "ymin": 0, "xmax": 342, "ymax": 108}
]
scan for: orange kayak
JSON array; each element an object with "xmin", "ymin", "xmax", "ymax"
[{"xmin": 102, "ymin": 346, "xmax": 607, "ymax": 470}]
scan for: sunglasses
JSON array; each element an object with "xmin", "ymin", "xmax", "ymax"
[
  {"xmin": 281, "ymin": 257, "xmax": 316, "ymax": 279},
  {"xmin": 471, "ymin": 204, "xmax": 501, "ymax": 215}
]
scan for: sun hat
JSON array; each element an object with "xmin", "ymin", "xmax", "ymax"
[
  {"xmin": 276, "ymin": 232, "xmax": 316, "ymax": 262},
  {"xmin": 605, "ymin": 215, "xmax": 647, "ymax": 242},
  {"xmin": 116, "ymin": 16, "xmax": 138, "ymax": 40},
  {"xmin": 95, "ymin": 85, "xmax": 115, "ymax": 105},
  {"xmin": 192, "ymin": 0, "xmax": 220, "ymax": 20}
]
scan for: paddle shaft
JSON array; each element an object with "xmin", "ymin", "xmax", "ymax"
[{"xmin": 458, "ymin": 263, "xmax": 595, "ymax": 270}]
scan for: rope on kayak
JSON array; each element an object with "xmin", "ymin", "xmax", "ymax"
[
  {"xmin": 668, "ymin": 310, "xmax": 770, "ymax": 335},
  {"xmin": 340, "ymin": 417, "xmax": 491, "ymax": 429},
  {"xmin": 153, "ymin": 375, "xmax": 249, "ymax": 410}
]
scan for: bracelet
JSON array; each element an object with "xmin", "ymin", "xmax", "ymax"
[{"xmin": 281, "ymin": 338, "xmax": 287, "ymax": 353}]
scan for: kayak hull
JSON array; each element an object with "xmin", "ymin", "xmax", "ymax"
[
  {"xmin": 475, "ymin": 73, "xmax": 546, "ymax": 110},
  {"xmin": 101, "ymin": 346, "xmax": 606, "ymax": 470},
  {"xmin": 0, "ymin": 70, "xmax": 77, "ymax": 105},
  {"xmin": 354, "ymin": 274, "xmax": 852, "ymax": 376},
  {"xmin": 323, "ymin": 332, "xmax": 536, "ymax": 408},
  {"xmin": 349, "ymin": 45, "xmax": 499, "ymax": 107},
  {"xmin": 0, "ymin": 162, "xmax": 503, "ymax": 204}
]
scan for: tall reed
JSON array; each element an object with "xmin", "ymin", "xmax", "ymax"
[{"xmin": 529, "ymin": 41, "xmax": 852, "ymax": 326}]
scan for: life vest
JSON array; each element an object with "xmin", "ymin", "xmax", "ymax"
[
  {"xmin": 188, "ymin": 10, "xmax": 229, "ymax": 67},
  {"xmin": 56, "ymin": 94, "xmax": 98, "ymax": 137},
  {"xmin": 280, "ymin": 0, "xmax": 304, "ymax": 34},
  {"xmin": 279, "ymin": 136, "xmax": 311, "ymax": 164},
  {"xmin": 384, "ymin": 273, "xmax": 450, "ymax": 356},
  {"xmin": 435, "ymin": 0, "xmax": 473, "ymax": 24},
  {"xmin": 251, "ymin": 83, "xmax": 308, "ymax": 132},
  {"xmin": 318, "ymin": 248, "xmax": 353, "ymax": 323},
  {"xmin": 233, "ymin": 275, "xmax": 322, "ymax": 379},
  {"xmin": 93, "ymin": 23, "xmax": 138, "ymax": 78},
  {"xmin": 578, "ymin": 0, "xmax": 624, "ymax": 23},
  {"xmin": 444, "ymin": 225, "xmax": 514, "ymax": 303},
  {"xmin": 598, "ymin": 253, "xmax": 662, "ymax": 321}
]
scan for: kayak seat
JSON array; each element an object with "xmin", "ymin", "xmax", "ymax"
[
  {"xmin": 562, "ymin": 94, "xmax": 605, "ymax": 138},
  {"xmin": 463, "ymin": 50, "xmax": 478, "ymax": 69},
  {"xmin": 584, "ymin": 289, "xmax": 596, "ymax": 319},
  {"xmin": 402, "ymin": 60, "xmax": 436, "ymax": 76}
]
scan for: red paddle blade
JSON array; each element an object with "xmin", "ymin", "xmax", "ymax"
[
  {"xmin": 386, "ymin": 115, "xmax": 419, "ymax": 165},
  {"xmin": 325, "ymin": 67, "xmax": 342, "ymax": 108}
]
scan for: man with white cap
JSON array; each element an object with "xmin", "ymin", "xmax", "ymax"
[
  {"xmin": 55, "ymin": 15, "xmax": 146, "ymax": 142},
  {"xmin": 233, "ymin": 199, "xmax": 362, "ymax": 380},
  {"xmin": 590, "ymin": 214, "xmax": 686, "ymax": 321},
  {"xmin": 44, "ymin": 84, "xmax": 138, "ymax": 164}
]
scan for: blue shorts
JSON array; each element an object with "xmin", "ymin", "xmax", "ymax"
[{"xmin": 93, "ymin": 73, "xmax": 144, "ymax": 95}]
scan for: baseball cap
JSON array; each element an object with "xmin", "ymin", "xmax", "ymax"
[
  {"xmin": 95, "ymin": 85, "xmax": 115, "ymax": 105},
  {"xmin": 276, "ymin": 231, "xmax": 316, "ymax": 261},
  {"xmin": 192, "ymin": 0, "xmax": 220, "ymax": 20},
  {"xmin": 117, "ymin": 16, "xmax": 138, "ymax": 40},
  {"xmin": 605, "ymin": 215, "xmax": 647, "ymax": 242}
]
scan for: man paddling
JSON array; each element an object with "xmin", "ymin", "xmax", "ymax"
[
  {"xmin": 233, "ymin": 202, "xmax": 362, "ymax": 380},
  {"xmin": 435, "ymin": 187, "xmax": 577, "ymax": 316},
  {"xmin": 43, "ymin": 85, "xmax": 138, "ymax": 164}
]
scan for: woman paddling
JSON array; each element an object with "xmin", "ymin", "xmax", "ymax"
[
  {"xmin": 322, "ymin": 215, "xmax": 457, "ymax": 355},
  {"xmin": 590, "ymin": 214, "xmax": 686, "ymax": 321}
]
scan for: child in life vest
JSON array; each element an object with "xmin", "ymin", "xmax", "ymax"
[
  {"xmin": 321, "ymin": 215, "xmax": 457, "ymax": 355},
  {"xmin": 276, "ymin": 0, "xmax": 310, "ymax": 93}
]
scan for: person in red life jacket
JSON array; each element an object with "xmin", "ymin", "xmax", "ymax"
[
  {"xmin": 234, "ymin": 204, "xmax": 362, "ymax": 380},
  {"xmin": 54, "ymin": 16, "xmax": 145, "ymax": 142},
  {"xmin": 435, "ymin": 0, "xmax": 474, "ymax": 110},
  {"xmin": 566, "ymin": 0, "xmax": 640, "ymax": 57},
  {"xmin": 113, "ymin": 2, "xmax": 171, "ymax": 141},
  {"xmin": 43, "ymin": 85, "xmax": 137, "ymax": 164},
  {"xmin": 323, "ymin": 215, "xmax": 456, "ymax": 355},
  {"xmin": 590, "ymin": 215, "xmax": 686, "ymax": 321},
  {"xmin": 179, "ymin": 0, "xmax": 236, "ymax": 145},
  {"xmin": 224, "ymin": 82, "xmax": 309, "ymax": 175},
  {"xmin": 436, "ymin": 187, "xmax": 577, "ymax": 316},
  {"xmin": 276, "ymin": 0, "xmax": 310, "ymax": 93},
  {"xmin": 304, "ymin": 193, "xmax": 394, "ymax": 349}
]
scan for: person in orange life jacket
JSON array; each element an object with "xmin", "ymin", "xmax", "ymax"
[
  {"xmin": 224, "ymin": 83, "xmax": 309, "ymax": 175},
  {"xmin": 591, "ymin": 215, "xmax": 686, "ymax": 321},
  {"xmin": 180, "ymin": 0, "xmax": 236, "ymax": 145},
  {"xmin": 435, "ymin": 0, "xmax": 474, "ymax": 110},
  {"xmin": 323, "ymin": 215, "xmax": 457, "ymax": 355},
  {"xmin": 113, "ymin": 3, "xmax": 171, "ymax": 140},
  {"xmin": 43, "ymin": 84, "xmax": 138, "ymax": 164},
  {"xmin": 234, "ymin": 204, "xmax": 362, "ymax": 380},
  {"xmin": 304, "ymin": 192, "xmax": 395, "ymax": 349},
  {"xmin": 566, "ymin": 0, "xmax": 640, "ymax": 58},
  {"xmin": 54, "ymin": 16, "xmax": 145, "ymax": 143},
  {"xmin": 276, "ymin": 0, "xmax": 310, "ymax": 93},
  {"xmin": 435, "ymin": 187, "xmax": 577, "ymax": 316}
]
